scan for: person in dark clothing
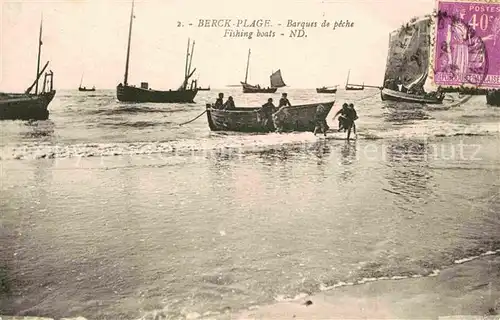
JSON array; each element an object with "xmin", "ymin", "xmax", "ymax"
[
  {"xmin": 214, "ymin": 93, "xmax": 224, "ymax": 109},
  {"xmin": 313, "ymin": 104, "xmax": 329, "ymax": 136},
  {"xmin": 223, "ymin": 96, "xmax": 236, "ymax": 110},
  {"xmin": 333, "ymin": 103, "xmax": 349, "ymax": 131},
  {"xmin": 333, "ymin": 102, "xmax": 358, "ymax": 140},
  {"xmin": 259, "ymin": 98, "xmax": 276, "ymax": 131},
  {"xmin": 278, "ymin": 93, "xmax": 291, "ymax": 108}
]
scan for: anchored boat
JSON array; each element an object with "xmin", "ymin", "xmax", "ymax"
[
  {"xmin": 345, "ymin": 70, "xmax": 364, "ymax": 91},
  {"xmin": 240, "ymin": 49, "xmax": 286, "ymax": 93},
  {"xmin": 78, "ymin": 73, "xmax": 96, "ymax": 92},
  {"xmin": 116, "ymin": 0, "xmax": 198, "ymax": 103},
  {"xmin": 380, "ymin": 16, "xmax": 444, "ymax": 104},
  {"xmin": 205, "ymin": 101, "xmax": 334, "ymax": 133},
  {"xmin": 0, "ymin": 17, "xmax": 55, "ymax": 121},
  {"xmin": 316, "ymin": 86, "xmax": 338, "ymax": 94}
]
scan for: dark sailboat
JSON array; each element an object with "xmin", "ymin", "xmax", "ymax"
[
  {"xmin": 240, "ymin": 49, "xmax": 286, "ymax": 93},
  {"xmin": 78, "ymin": 73, "xmax": 96, "ymax": 91},
  {"xmin": 486, "ymin": 90, "xmax": 500, "ymax": 106},
  {"xmin": 0, "ymin": 17, "xmax": 55, "ymax": 121},
  {"xmin": 345, "ymin": 70, "xmax": 364, "ymax": 91},
  {"xmin": 116, "ymin": 0, "xmax": 198, "ymax": 103},
  {"xmin": 380, "ymin": 17, "xmax": 444, "ymax": 104}
]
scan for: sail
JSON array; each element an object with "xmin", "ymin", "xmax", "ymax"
[
  {"xmin": 270, "ymin": 69, "xmax": 286, "ymax": 88},
  {"xmin": 382, "ymin": 17, "xmax": 431, "ymax": 91}
]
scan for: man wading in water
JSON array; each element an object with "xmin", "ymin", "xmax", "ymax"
[{"xmin": 333, "ymin": 102, "xmax": 358, "ymax": 140}]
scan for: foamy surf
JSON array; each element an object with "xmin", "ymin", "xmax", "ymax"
[{"xmin": 1, "ymin": 121, "xmax": 498, "ymax": 161}]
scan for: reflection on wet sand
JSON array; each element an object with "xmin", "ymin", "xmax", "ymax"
[{"xmin": 338, "ymin": 141, "xmax": 358, "ymax": 182}]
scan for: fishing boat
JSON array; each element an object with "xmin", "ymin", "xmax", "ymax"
[
  {"xmin": 345, "ymin": 70, "xmax": 364, "ymax": 91},
  {"xmin": 197, "ymin": 86, "xmax": 211, "ymax": 91},
  {"xmin": 316, "ymin": 86, "xmax": 338, "ymax": 94},
  {"xmin": 240, "ymin": 49, "xmax": 286, "ymax": 93},
  {"xmin": 0, "ymin": 18, "xmax": 55, "ymax": 121},
  {"xmin": 116, "ymin": 0, "xmax": 198, "ymax": 103},
  {"xmin": 78, "ymin": 73, "xmax": 96, "ymax": 91},
  {"xmin": 380, "ymin": 16, "xmax": 444, "ymax": 104},
  {"xmin": 205, "ymin": 101, "xmax": 335, "ymax": 133},
  {"xmin": 486, "ymin": 90, "xmax": 500, "ymax": 106}
]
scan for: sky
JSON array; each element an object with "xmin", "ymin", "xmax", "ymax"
[{"xmin": 0, "ymin": 0, "xmax": 436, "ymax": 91}]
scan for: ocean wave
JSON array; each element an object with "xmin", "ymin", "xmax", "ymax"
[{"xmin": 1, "ymin": 126, "xmax": 498, "ymax": 161}]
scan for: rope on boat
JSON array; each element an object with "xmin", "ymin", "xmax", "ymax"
[
  {"xmin": 177, "ymin": 110, "xmax": 207, "ymax": 126},
  {"xmin": 351, "ymin": 91, "xmax": 380, "ymax": 102}
]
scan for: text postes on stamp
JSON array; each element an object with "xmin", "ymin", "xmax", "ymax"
[{"xmin": 431, "ymin": 0, "xmax": 500, "ymax": 89}]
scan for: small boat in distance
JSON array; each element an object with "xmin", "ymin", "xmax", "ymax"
[
  {"xmin": 345, "ymin": 70, "xmax": 364, "ymax": 91},
  {"xmin": 316, "ymin": 86, "xmax": 338, "ymax": 94},
  {"xmin": 380, "ymin": 16, "xmax": 444, "ymax": 104},
  {"xmin": 0, "ymin": 17, "xmax": 55, "ymax": 121},
  {"xmin": 78, "ymin": 73, "xmax": 96, "ymax": 91},
  {"xmin": 79, "ymin": 86, "xmax": 95, "ymax": 92},
  {"xmin": 197, "ymin": 86, "xmax": 211, "ymax": 91},
  {"xmin": 205, "ymin": 101, "xmax": 334, "ymax": 133},
  {"xmin": 240, "ymin": 49, "xmax": 286, "ymax": 93},
  {"xmin": 486, "ymin": 90, "xmax": 500, "ymax": 106},
  {"xmin": 116, "ymin": 0, "xmax": 198, "ymax": 103}
]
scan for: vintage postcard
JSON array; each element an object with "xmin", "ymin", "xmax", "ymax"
[{"xmin": 0, "ymin": 0, "xmax": 499, "ymax": 319}]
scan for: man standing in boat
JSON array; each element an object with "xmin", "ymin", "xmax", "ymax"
[{"xmin": 279, "ymin": 93, "xmax": 291, "ymax": 108}]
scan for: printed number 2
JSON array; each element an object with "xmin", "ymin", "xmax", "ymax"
[
  {"xmin": 177, "ymin": 21, "xmax": 182, "ymax": 27},
  {"xmin": 468, "ymin": 14, "xmax": 489, "ymax": 31}
]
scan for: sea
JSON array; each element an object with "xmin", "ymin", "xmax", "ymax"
[{"xmin": 0, "ymin": 88, "xmax": 499, "ymax": 319}]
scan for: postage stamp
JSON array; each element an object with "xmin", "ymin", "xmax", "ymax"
[{"xmin": 430, "ymin": 0, "xmax": 500, "ymax": 89}]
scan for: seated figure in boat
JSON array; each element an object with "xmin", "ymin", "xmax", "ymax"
[
  {"xmin": 279, "ymin": 93, "xmax": 291, "ymax": 108},
  {"xmin": 223, "ymin": 96, "xmax": 236, "ymax": 110},
  {"xmin": 259, "ymin": 98, "xmax": 276, "ymax": 131},
  {"xmin": 214, "ymin": 93, "xmax": 224, "ymax": 109},
  {"xmin": 313, "ymin": 104, "xmax": 330, "ymax": 137}
]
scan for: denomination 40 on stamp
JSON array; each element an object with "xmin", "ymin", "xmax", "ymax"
[{"xmin": 431, "ymin": 0, "xmax": 500, "ymax": 89}]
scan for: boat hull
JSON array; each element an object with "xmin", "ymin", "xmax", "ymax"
[
  {"xmin": 345, "ymin": 86, "xmax": 364, "ymax": 91},
  {"xmin": 79, "ymin": 87, "xmax": 96, "ymax": 92},
  {"xmin": 380, "ymin": 88, "xmax": 444, "ymax": 104},
  {"xmin": 0, "ymin": 90, "xmax": 55, "ymax": 121},
  {"xmin": 206, "ymin": 101, "xmax": 335, "ymax": 133},
  {"xmin": 116, "ymin": 85, "xmax": 198, "ymax": 103},
  {"xmin": 316, "ymin": 88, "xmax": 337, "ymax": 94},
  {"xmin": 486, "ymin": 90, "xmax": 500, "ymax": 106}
]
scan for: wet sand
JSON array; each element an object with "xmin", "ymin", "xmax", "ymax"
[{"xmin": 236, "ymin": 254, "xmax": 500, "ymax": 319}]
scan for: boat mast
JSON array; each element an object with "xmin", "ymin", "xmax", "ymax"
[
  {"xmin": 123, "ymin": 0, "xmax": 135, "ymax": 86},
  {"xmin": 187, "ymin": 40, "xmax": 195, "ymax": 78},
  {"xmin": 35, "ymin": 15, "xmax": 43, "ymax": 95},
  {"xmin": 80, "ymin": 72, "xmax": 84, "ymax": 87},
  {"xmin": 346, "ymin": 69, "xmax": 350, "ymax": 86},
  {"xmin": 244, "ymin": 49, "xmax": 251, "ymax": 84}
]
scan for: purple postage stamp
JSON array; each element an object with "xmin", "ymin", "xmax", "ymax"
[{"xmin": 432, "ymin": 0, "xmax": 500, "ymax": 88}]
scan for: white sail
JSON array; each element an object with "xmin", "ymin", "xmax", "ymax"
[{"xmin": 270, "ymin": 69, "xmax": 286, "ymax": 88}]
